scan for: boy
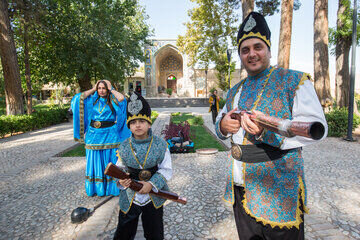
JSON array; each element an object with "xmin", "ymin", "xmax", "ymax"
[{"xmin": 114, "ymin": 92, "xmax": 172, "ymax": 240}]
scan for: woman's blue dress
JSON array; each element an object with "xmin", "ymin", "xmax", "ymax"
[{"xmin": 71, "ymin": 92, "xmax": 130, "ymax": 196}]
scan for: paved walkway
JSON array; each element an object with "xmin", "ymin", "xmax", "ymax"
[{"xmin": 0, "ymin": 108, "xmax": 359, "ymax": 240}]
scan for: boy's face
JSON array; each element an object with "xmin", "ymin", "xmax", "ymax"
[{"xmin": 129, "ymin": 119, "xmax": 151, "ymax": 139}]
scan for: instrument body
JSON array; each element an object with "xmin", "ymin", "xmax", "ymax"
[
  {"xmin": 104, "ymin": 163, "xmax": 187, "ymax": 205},
  {"xmin": 230, "ymin": 111, "xmax": 325, "ymax": 140}
]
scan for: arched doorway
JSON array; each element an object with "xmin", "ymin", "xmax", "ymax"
[
  {"xmin": 154, "ymin": 45, "xmax": 183, "ymax": 95},
  {"xmin": 167, "ymin": 74, "xmax": 177, "ymax": 93}
]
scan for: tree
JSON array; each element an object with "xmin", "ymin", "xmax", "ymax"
[
  {"xmin": 329, "ymin": 0, "xmax": 360, "ymax": 108},
  {"xmin": 313, "ymin": 0, "xmax": 332, "ymax": 108},
  {"xmin": 0, "ymin": 0, "xmax": 24, "ymax": 115},
  {"xmin": 177, "ymin": 0, "xmax": 240, "ymax": 91},
  {"xmin": 33, "ymin": 0, "xmax": 150, "ymax": 91},
  {"xmin": 10, "ymin": 0, "xmax": 44, "ymax": 114},
  {"xmin": 255, "ymin": 0, "xmax": 301, "ymax": 69},
  {"xmin": 277, "ymin": 0, "xmax": 294, "ymax": 69}
]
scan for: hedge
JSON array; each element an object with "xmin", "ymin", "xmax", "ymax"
[
  {"xmin": 325, "ymin": 107, "xmax": 360, "ymax": 137},
  {"xmin": 0, "ymin": 107, "xmax": 68, "ymax": 138}
]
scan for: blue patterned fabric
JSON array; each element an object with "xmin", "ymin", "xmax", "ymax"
[
  {"xmin": 221, "ymin": 67, "xmax": 309, "ymax": 229},
  {"xmin": 71, "ymin": 92, "xmax": 131, "ymax": 196},
  {"xmin": 117, "ymin": 131, "xmax": 169, "ymax": 213}
]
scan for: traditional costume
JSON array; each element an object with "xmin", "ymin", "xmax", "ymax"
[
  {"xmin": 71, "ymin": 91, "xmax": 130, "ymax": 197},
  {"xmin": 215, "ymin": 12, "xmax": 328, "ymax": 240},
  {"xmin": 209, "ymin": 92, "xmax": 220, "ymax": 124},
  {"xmin": 114, "ymin": 93, "xmax": 172, "ymax": 240}
]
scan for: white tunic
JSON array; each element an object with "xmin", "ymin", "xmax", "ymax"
[{"xmin": 216, "ymin": 79, "xmax": 328, "ymax": 186}]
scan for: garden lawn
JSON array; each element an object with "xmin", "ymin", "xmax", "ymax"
[{"xmin": 171, "ymin": 113, "xmax": 226, "ymax": 152}]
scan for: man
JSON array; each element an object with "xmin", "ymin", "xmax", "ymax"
[
  {"xmin": 209, "ymin": 89, "xmax": 220, "ymax": 124},
  {"xmin": 215, "ymin": 12, "xmax": 327, "ymax": 240}
]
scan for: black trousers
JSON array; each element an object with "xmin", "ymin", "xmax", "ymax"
[
  {"xmin": 233, "ymin": 186, "xmax": 304, "ymax": 240},
  {"xmin": 113, "ymin": 203, "xmax": 164, "ymax": 240},
  {"xmin": 211, "ymin": 108, "xmax": 218, "ymax": 124}
]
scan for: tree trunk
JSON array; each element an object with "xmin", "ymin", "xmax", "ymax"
[
  {"xmin": 335, "ymin": 1, "xmax": 352, "ymax": 108},
  {"xmin": 313, "ymin": 0, "xmax": 332, "ymax": 108},
  {"xmin": 335, "ymin": 40, "xmax": 351, "ymax": 108},
  {"xmin": 278, "ymin": 0, "xmax": 294, "ymax": 69},
  {"xmin": 0, "ymin": 0, "xmax": 24, "ymax": 115},
  {"xmin": 240, "ymin": 0, "xmax": 254, "ymax": 79},
  {"xmin": 78, "ymin": 71, "xmax": 92, "ymax": 92},
  {"xmin": 24, "ymin": 1, "xmax": 32, "ymax": 115}
]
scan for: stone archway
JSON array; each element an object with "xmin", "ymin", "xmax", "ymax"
[{"xmin": 154, "ymin": 45, "xmax": 183, "ymax": 95}]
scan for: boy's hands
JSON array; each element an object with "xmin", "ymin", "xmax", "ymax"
[
  {"xmin": 118, "ymin": 178, "xmax": 131, "ymax": 188},
  {"xmin": 138, "ymin": 181, "xmax": 152, "ymax": 194}
]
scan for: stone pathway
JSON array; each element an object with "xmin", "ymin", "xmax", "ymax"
[{"xmin": 0, "ymin": 108, "xmax": 359, "ymax": 240}]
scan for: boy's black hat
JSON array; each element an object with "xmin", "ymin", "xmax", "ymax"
[
  {"xmin": 127, "ymin": 92, "xmax": 152, "ymax": 127},
  {"xmin": 237, "ymin": 12, "xmax": 271, "ymax": 50}
]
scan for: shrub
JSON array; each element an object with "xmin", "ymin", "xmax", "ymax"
[
  {"xmin": 325, "ymin": 107, "xmax": 360, "ymax": 137},
  {"xmin": 0, "ymin": 107, "xmax": 68, "ymax": 138},
  {"xmin": 219, "ymin": 97, "xmax": 226, "ymax": 109},
  {"xmin": 166, "ymin": 88, "xmax": 173, "ymax": 96},
  {"xmin": 191, "ymin": 116, "xmax": 204, "ymax": 126},
  {"xmin": 171, "ymin": 112, "xmax": 181, "ymax": 116}
]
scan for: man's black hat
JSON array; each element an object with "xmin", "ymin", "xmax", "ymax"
[
  {"xmin": 127, "ymin": 92, "xmax": 152, "ymax": 127},
  {"xmin": 237, "ymin": 12, "xmax": 271, "ymax": 50}
]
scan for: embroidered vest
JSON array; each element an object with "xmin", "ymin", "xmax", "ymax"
[
  {"xmin": 223, "ymin": 67, "xmax": 310, "ymax": 229},
  {"xmin": 117, "ymin": 134, "xmax": 169, "ymax": 213}
]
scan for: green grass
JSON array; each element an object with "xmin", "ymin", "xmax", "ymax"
[
  {"xmin": 61, "ymin": 144, "xmax": 86, "ymax": 157},
  {"xmin": 171, "ymin": 113, "xmax": 226, "ymax": 152}
]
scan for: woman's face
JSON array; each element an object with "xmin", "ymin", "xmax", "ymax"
[{"xmin": 97, "ymin": 82, "xmax": 108, "ymax": 97}]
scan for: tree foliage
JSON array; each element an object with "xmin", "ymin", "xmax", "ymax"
[
  {"xmin": 255, "ymin": 0, "xmax": 301, "ymax": 16},
  {"xmin": 34, "ymin": 0, "xmax": 150, "ymax": 91},
  {"xmin": 329, "ymin": 0, "xmax": 360, "ymax": 108},
  {"xmin": 177, "ymin": 0, "xmax": 239, "ymax": 90},
  {"xmin": 328, "ymin": 0, "xmax": 360, "ymax": 55}
]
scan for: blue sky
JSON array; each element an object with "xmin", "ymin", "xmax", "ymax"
[{"xmin": 139, "ymin": 0, "xmax": 359, "ymax": 90}]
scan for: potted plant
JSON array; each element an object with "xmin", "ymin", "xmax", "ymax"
[{"xmin": 166, "ymin": 88, "xmax": 173, "ymax": 97}]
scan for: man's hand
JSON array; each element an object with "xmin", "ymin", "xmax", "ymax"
[
  {"xmin": 241, "ymin": 110, "xmax": 264, "ymax": 136},
  {"xmin": 220, "ymin": 108, "xmax": 241, "ymax": 135},
  {"xmin": 138, "ymin": 181, "xmax": 152, "ymax": 194}
]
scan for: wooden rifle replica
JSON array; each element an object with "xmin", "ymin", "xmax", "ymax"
[
  {"xmin": 230, "ymin": 111, "xmax": 325, "ymax": 140},
  {"xmin": 104, "ymin": 163, "xmax": 187, "ymax": 205}
]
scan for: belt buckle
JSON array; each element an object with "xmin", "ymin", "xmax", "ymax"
[
  {"xmin": 94, "ymin": 121, "xmax": 101, "ymax": 128},
  {"xmin": 138, "ymin": 170, "xmax": 152, "ymax": 181},
  {"xmin": 231, "ymin": 143, "xmax": 243, "ymax": 160}
]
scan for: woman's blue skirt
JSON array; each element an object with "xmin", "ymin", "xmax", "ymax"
[{"xmin": 85, "ymin": 148, "xmax": 120, "ymax": 197}]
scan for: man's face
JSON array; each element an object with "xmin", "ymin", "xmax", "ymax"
[
  {"xmin": 214, "ymin": 90, "xmax": 217, "ymax": 95},
  {"xmin": 129, "ymin": 119, "xmax": 151, "ymax": 139},
  {"xmin": 97, "ymin": 82, "xmax": 108, "ymax": 97},
  {"xmin": 239, "ymin": 38, "xmax": 271, "ymax": 76}
]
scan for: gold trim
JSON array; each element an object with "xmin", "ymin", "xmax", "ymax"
[
  {"xmin": 237, "ymin": 32, "xmax": 271, "ymax": 48},
  {"xmin": 243, "ymin": 67, "xmax": 275, "ymax": 145},
  {"xmin": 120, "ymin": 192, "xmax": 136, "ymax": 214},
  {"xmin": 127, "ymin": 114, "xmax": 152, "ymax": 125},
  {"xmin": 85, "ymin": 176, "xmax": 117, "ymax": 183},
  {"xmin": 296, "ymin": 73, "xmax": 311, "ymax": 90},
  {"xmin": 85, "ymin": 144, "xmax": 120, "ymax": 150},
  {"xmin": 222, "ymin": 155, "xmax": 235, "ymax": 204},
  {"xmin": 241, "ymin": 176, "xmax": 307, "ymax": 229},
  {"xmin": 129, "ymin": 137, "xmax": 153, "ymax": 168},
  {"xmin": 79, "ymin": 93, "xmax": 85, "ymax": 144}
]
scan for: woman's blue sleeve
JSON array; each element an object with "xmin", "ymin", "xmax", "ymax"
[{"xmin": 115, "ymin": 98, "xmax": 131, "ymax": 142}]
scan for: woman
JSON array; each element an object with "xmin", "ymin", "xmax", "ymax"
[{"xmin": 71, "ymin": 80, "xmax": 131, "ymax": 196}]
